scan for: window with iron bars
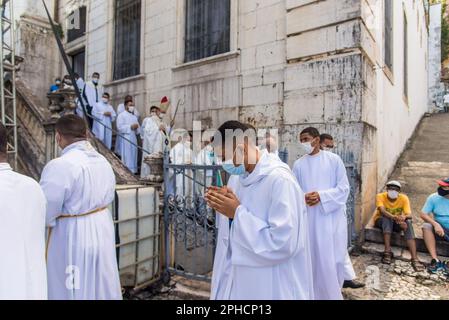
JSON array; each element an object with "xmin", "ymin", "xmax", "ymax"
[
  {"xmin": 67, "ymin": 6, "xmax": 86, "ymax": 43},
  {"xmin": 113, "ymin": 0, "xmax": 141, "ymax": 80},
  {"xmin": 184, "ymin": 0, "xmax": 231, "ymax": 63},
  {"xmin": 384, "ymin": 0, "xmax": 394, "ymax": 72}
]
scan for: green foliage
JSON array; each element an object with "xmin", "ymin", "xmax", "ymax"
[{"xmin": 441, "ymin": 0, "xmax": 449, "ymax": 61}]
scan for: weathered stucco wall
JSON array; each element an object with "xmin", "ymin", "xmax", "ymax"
[
  {"xmin": 16, "ymin": 15, "xmax": 60, "ymax": 107},
  {"xmin": 428, "ymin": 3, "xmax": 444, "ymax": 111}
]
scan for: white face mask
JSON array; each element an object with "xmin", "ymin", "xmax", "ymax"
[
  {"xmin": 301, "ymin": 142, "xmax": 314, "ymax": 155},
  {"xmin": 150, "ymin": 111, "xmax": 157, "ymax": 117},
  {"xmin": 92, "ymin": 78, "xmax": 99, "ymax": 84},
  {"xmin": 387, "ymin": 190, "xmax": 399, "ymax": 200},
  {"xmin": 102, "ymin": 98, "xmax": 109, "ymax": 104},
  {"xmin": 128, "ymin": 106, "xmax": 135, "ymax": 113}
]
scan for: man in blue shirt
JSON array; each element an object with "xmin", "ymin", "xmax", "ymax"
[
  {"xmin": 421, "ymin": 177, "xmax": 449, "ymax": 273},
  {"xmin": 49, "ymin": 78, "xmax": 61, "ymax": 93}
]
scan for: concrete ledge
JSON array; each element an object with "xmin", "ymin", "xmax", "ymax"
[
  {"xmin": 365, "ymin": 227, "xmax": 449, "ymax": 257},
  {"xmin": 170, "ymin": 275, "xmax": 211, "ymax": 300}
]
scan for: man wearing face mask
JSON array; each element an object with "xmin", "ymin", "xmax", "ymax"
[
  {"xmin": 49, "ymin": 78, "xmax": 62, "ymax": 93},
  {"xmin": 317, "ymin": 133, "xmax": 364, "ymax": 290},
  {"xmin": 373, "ymin": 181, "xmax": 423, "ymax": 271},
  {"xmin": 39, "ymin": 115, "xmax": 122, "ymax": 300},
  {"xmin": 82, "ymin": 72, "xmax": 103, "ymax": 129},
  {"xmin": 206, "ymin": 121, "xmax": 314, "ymax": 300},
  {"xmin": 320, "ymin": 133, "xmax": 335, "ymax": 151},
  {"xmin": 116, "ymin": 99, "xmax": 140, "ymax": 174},
  {"xmin": 292, "ymin": 127, "xmax": 350, "ymax": 300},
  {"xmin": 92, "ymin": 92, "xmax": 117, "ymax": 150},
  {"xmin": 140, "ymin": 106, "xmax": 166, "ymax": 178},
  {"xmin": 421, "ymin": 178, "xmax": 449, "ymax": 274}
]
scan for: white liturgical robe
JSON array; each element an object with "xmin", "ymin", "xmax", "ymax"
[
  {"xmin": 40, "ymin": 141, "xmax": 122, "ymax": 300},
  {"xmin": 82, "ymin": 81, "xmax": 103, "ymax": 108},
  {"xmin": 92, "ymin": 101, "xmax": 116, "ymax": 149},
  {"xmin": 211, "ymin": 151, "xmax": 314, "ymax": 300},
  {"xmin": 115, "ymin": 104, "xmax": 140, "ymax": 156},
  {"xmin": 169, "ymin": 141, "xmax": 193, "ymax": 196},
  {"xmin": 292, "ymin": 150, "xmax": 350, "ymax": 300},
  {"xmin": 0, "ymin": 163, "xmax": 47, "ymax": 300},
  {"xmin": 140, "ymin": 115, "xmax": 164, "ymax": 178},
  {"xmin": 117, "ymin": 111, "xmax": 140, "ymax": 174}
]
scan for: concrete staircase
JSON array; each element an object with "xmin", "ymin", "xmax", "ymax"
[{"xmin": 365, "ymin": 113, "xmax": 449, "ymax": 257}]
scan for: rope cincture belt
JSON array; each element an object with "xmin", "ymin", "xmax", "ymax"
[{"xmin": 45, "ymin": 206, "xmax": 108, "ymax": 261}]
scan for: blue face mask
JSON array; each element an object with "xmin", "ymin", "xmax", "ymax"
[{"xmin": 222, "ymin": 159, "xmax": 246, "ymax": 176}]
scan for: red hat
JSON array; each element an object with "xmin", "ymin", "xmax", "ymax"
[
  {"xmin": 437, "ymin": 178, "xmax": 449, "ymax": 187},
  {"xmin": 160, "ymin": 96, "xmax": 169, "ymax": 112}
]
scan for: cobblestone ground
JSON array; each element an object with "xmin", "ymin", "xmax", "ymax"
[
  {"xmin": 343, "ymin": 252, "xmax": 449, "ymax": 300},
  {"xmin": 127, "ymin": 251, "xmax": 449, "ymax": 300}
]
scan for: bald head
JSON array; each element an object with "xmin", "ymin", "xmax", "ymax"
[{"xmin": 0, "ymin": 122, "xmax": 6, "ymax": 161}]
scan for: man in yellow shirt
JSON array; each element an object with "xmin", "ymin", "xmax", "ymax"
[{"xmin": 374, "ymin": 181, "xmax": 424, "ymax": 271}]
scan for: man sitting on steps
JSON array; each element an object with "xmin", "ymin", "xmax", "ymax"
[
  {"xmin": 421, "ymin": 178, "xmax": 449, "ymax": 274},
  {"xmin": 374, "ymin": 181, "xmax": 424, "ymax": 271}
]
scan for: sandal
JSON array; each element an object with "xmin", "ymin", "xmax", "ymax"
[
  {"xmin": 411, "ymin": 259, "xmax": 425, "ymax": 272},
  {"xmin": 382, "ymin": 251, "xmax": 393, "ymax": 264}
]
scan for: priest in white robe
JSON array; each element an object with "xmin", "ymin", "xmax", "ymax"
[
  {"xmin": 293, "ymin": 127, "xmax": 350, "ymax": 300},
  {"xmin": 206, "ymin": 121, "xmax": 314, "ymax": 300},
  {"xmin": 40, "ymin": 115, "xmax": 122, "ymax": 300},
  {"xmin": 82, "ymin": 72, "xmax": 103, "ymax": 128},
  {"xmin": 114, "ymin": 95, "xmax": 139, "ymax": 156},
  {"xmin": 170, "ymin": 133, "xmax": 193, "ymax": 196},
  {"xmin": 92, "ymin": 92, "xmax": 116, "ymax": 150},
  {"xmin": 140, "ymin": 106, "xmax": 165, "ymax": 178},
  {"xmin": 0, "ymin": 123, "xmax": 47, "ymax": 300},
  {"xmin": 194, "ymin": 140, "xmax": 215, "ymax": 194},
  {"xmin": 117, "ymin": 100, "xmax": 140, "ymax": 174}
]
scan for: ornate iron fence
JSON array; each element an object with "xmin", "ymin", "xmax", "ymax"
[{"xmin": 163, "ymin": 151, "xmax": 227, "ymax": 282}]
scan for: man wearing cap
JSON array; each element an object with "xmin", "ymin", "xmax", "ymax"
[
  {"xmin": 374, "ymin": 181, "xmax": 423, "ymax": 270},
  {"xmin": 421, "ymin": 178, "xmax": 449, "ymax": 273}
]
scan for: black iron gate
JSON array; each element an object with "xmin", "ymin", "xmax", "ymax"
[{"xmin": 162, "ymin": 151, "xmax": 224, "ymax": 282}]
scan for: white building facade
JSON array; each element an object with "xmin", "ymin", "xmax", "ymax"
[{"xmin": 16, "ymin": 0, "xmax": 429, "ymax": 231}]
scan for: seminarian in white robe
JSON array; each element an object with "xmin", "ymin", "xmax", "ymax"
[
  {"xmin": 140, "ymin": 115, "xmax": 164, "ymax": 178},
  {"xmin": 117, "ymin": 110, "xmax": 140, "ymax": 174},
  {"xmin": 114, "ymin": 104, "xmax": 140, "ymax": 156},
  {"xmin": 40, "ymin": 141, "xmax": 122, "ymax": 300},
  {"xmin": 92, "ymin": 101, "xmax": 117, "ymax": 149},
  {"xmin": 0, "ymin": 163, "xmax": 47, "ymax": 300},
  {"xmin": 194, "ymin": 144, "xmax": 215, "ymax": 194},
  {"xmin": 293, "ymin": 150, "xmax": 350, "ymax": 300},
  {"xmin": 82, "ymin": 80, "xmax": 103, "ymax": 109},
  {"xmin": 170, "ymin": 140, "xmax": 193, "ymax": 196},
  {"xmin": 211, "ymin": 151, "xmax": 314, "ymax": 300}
]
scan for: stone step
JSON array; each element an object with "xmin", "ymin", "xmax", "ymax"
[
  {"xmin": 364, "ymin": 227, "xmax": 449, "ymax": 257},
  {"xmin": 170, "ymin": 275, "xmax": 211, "ymax": 300}
]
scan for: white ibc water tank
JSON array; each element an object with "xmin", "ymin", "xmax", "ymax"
[{"xmin": 110, "ymin": 185, "xmax": 162, "ymax": 290}]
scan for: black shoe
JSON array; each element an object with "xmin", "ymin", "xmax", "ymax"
[{"xmin": 343, "ymin": 280, "xmax": 365, "ymax": 289}]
